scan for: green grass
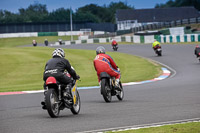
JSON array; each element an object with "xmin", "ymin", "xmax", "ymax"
[
  {"xmin": 0, "ymin": 47, "xmax": 161, "ymax": 92},
  {"xmin": 107, "ymin": 122, "xmax": 200, "ymax": 133},
  {"xmin": 0, "ymin": 36, "xmax": 78, "ymax": 47}
]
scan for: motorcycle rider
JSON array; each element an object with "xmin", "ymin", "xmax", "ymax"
[
  {"xmin": 44, "ymin": 39, "xmax": 48, "ymax": 46},
  {"xmin": 152, "ymin": 39, "xmax": 161, "ymax": 51},
  {"xmin": 194, "ymin": 45, "xmax": 200, "ymax": 58},
  {"xmin": 42, "ymin": 48, "xmax": 80, "ymax": 108},
  {"xmin": 112, "ymin": 39, "xmax": 118, "ymax": 47},
  {"xmin": 32, "ymin": 40, "xmax": 37, "ymax": 47},
  {"xmin": 93, "ymin": 46, "xmax": 121, "ymax": 88}
]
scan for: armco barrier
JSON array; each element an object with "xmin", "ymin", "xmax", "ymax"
[
  {"xmin": 56, "ymin": 34, "xmax": 200, "ymax": 45},
  {"xmin": 0, "ymin": 32, "xmax": 199, "ymax": 44},
  {"xmin": 0, "ymin": 32, "xmax": 38, "ymax": 38},
  {"xmin": 160, "ymin": 34, "xmax": 199, "ymax": 43}
]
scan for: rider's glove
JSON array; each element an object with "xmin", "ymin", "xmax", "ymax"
[
  {"xmin": 76, "ymin": 74, "xmax": 80, "ymax": 80},
  {"xmin": 117, "ymin": 68, "xmax": 120, "ymax": 72}
]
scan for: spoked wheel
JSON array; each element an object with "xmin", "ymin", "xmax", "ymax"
[
  {"xmin": 101, "ymin": 78, "xmax": 112, "ymax": 102},
  {"xmin": 116, "ymin": 81, "xmax": 124, "ymax": 101},
  {"xmin": 46, "ymin": 89, "xmax": 60, "ymax": 118},
  {"xmin": 70, "ymin": 90, "xmax": 81, "ymax": 114}
]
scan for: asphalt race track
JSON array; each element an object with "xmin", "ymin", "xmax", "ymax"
[{"xmin": 0, "ymin": 44, "xmax": 200, "ymax": 133}]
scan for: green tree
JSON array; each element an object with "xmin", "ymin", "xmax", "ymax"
[
  {"xmin": 76, "ymin": 4, "xmax": 105, "ymax": 23},
  {"xmin": 0, "ymin": 10, "xmax": 20, "ymax": 23},
  {"xmin": 76, "ymin": 2, "xmax": 134, "ymax": 23},
  {"xmin": 48, "ymin": 8, "xmax": 70, "ymax": 22},
  {"xmin": 18, "ymin": 3, "xmax": 49, "ymax": 22},
  {"xmin": 0, "ymin": 1, "xmax": 135, "ymax": 24}
]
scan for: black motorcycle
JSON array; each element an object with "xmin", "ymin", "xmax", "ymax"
[
  {"xmin": 100, "ymin": 72, "xmax": 124, "ymax": 102},
  {"xmin": 112, "ymin": 45, "xmax": 118, "ymax": 51},
  {"xmin": 196, "ymin": 53, "xmax": 200, "ymax": 62},
  {"xmin": 42, "ymin": 76, "xmax": 81, "ymax": 118},
  {"xmin": 154, "ymin": 45, "xmax": 162, "ymax": 56}
]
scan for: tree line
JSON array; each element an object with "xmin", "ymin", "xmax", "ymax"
[
  {"xmin": 0, "ymin": 0, "xmax": 199, "ymax": 24},
  {"xmin": 0, "ymin": 2, "xmax": 133, "ymax": 24}
]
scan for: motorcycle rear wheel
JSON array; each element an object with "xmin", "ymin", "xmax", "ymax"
[
  {"xmin": 101, "ymin": 78, "xmax": 112, "ymax": 102},
  {"xmin": 157, "ymin": 51, "xmax": 162, "ymax": 56},
  {"xmin": 46, "ymin": 89, "xmax": 60, "ymax": 118},
  {"xmin": 70, "ymin": 90, "xmax": 81, "ymax": 114}
]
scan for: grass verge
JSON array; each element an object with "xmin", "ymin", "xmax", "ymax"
[
  {"xmin": 0, "ymin": 36, "xmax": 78, "ymax": 47},
  {"xmin": 106, "ymin": 122, "xmax": 200, "ymax": 133},
  {"xmin": 0, "ymin": 47, "xmax": 161, "ymax": 92}
]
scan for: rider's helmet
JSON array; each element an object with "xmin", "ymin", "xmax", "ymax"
[
  {"xmin": 52, "ymin": 48, "xmax": 65, "ymax": 58},
  {"xmin": 96, "ymin": 46, "xmax": 105, "ymax": 55}
]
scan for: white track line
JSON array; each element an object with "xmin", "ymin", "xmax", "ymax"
[{"xmin": 79, "ymin": 118, "xmax": 200, "ymax": 133}]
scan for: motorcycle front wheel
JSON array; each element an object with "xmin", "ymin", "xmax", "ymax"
[
  {"xmin": 46, "ymin": 89, "xmax": 60, "ymax": 118},
  {"xmin": 101, "ymin": 78, "xmax": 112, "ymax": 102},
  {"xmin": 116, "ymin": 81, "xmax": 124, "ymax": 101},
  {"xmin": 70, "ymin": 90, "xmax": 81, "ymax": 114}
]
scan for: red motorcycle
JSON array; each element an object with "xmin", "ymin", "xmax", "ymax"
[
  {"xmin": 112, "ymin": 40, "xmax": 118, "ymax": 51},
  {"xmin": 42, "ymin": 73, "xmax": 81, "ymax": 118}
]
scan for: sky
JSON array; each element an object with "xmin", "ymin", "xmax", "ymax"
[{"xmin": 0, "ymin": 0, "xmax": 169, "ymax": 13}]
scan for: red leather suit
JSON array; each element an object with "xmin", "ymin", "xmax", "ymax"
[
  {"xmin": 94, "ymin": 53, "xmax": 120, "ymax": 82},
  {"xmin": 112, "ymin": 40, "xmax": 117, "ymax": 46}
]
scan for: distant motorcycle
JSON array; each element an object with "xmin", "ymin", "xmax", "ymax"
[
  {"xmin": 154, "ymin": 45, "xmax": 162, "ymax": 56},
  {"xmin": 42, "ymin": 74, "xmax": 81, "ymax": 118},
  {"xmin": 196, "ymin": 53, "xmax": 200, "ymax": 62},
  {"xmin": 32, "ymin": 40, "xmax": 37, "ymax": 47},
  {"xmin": 99, "ymin": 72, "xmax": 124, "ymax": 102},
  {"xmin": 112, "ymin": 40, "xmax": 118, "ymax": 51},
  {"xmin": 112, "ymin": 45, "xmax": 118, "ymax": 51},
  {"xmin": 194, "ymin": 45, "xmax": 200, "ymax": 62}
]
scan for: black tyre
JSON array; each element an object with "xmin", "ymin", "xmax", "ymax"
[
  {"xmin": 70, "ymin": 90, "xmax": 81, "ymax": 114},
  {"xmin": 113, "ymin": 46, "xmax": 118, "ymax": 51},
  {"xmin": 46, "ymin": 89, "xmax": 60, "ymax": 118},
  {"xmin": 101, "ymin": 78, "xmax": 112, "ymax": 102},
  {"xmin": 156, "ymin": 49, "xmax": 162, "ymax": 56},
  {"xmin": 116, "ymin": 81, "xmax": 124, "ymax": 101}
]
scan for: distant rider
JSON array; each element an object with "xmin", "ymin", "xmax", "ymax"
[
  {"xmin": 42, "ymin": 48, "xmax": 80, "ymax": 108},
  {"xmin": 112, "ymin": 39, "xmax": 118, "ymax": 47},
  {"xmin": 44, "ymin": 39, "xmax": 48, "ymax": 46},
  {"xmin": 32, "ymin": 40, "xmax": 37, "ymax": 47},
  {"xmin": 93, "ymin": 46, "xmax": 121, "ymax": 87},
  {"xmin": 194, "ymin": 45, "xmax": 200, "ymax": 58},
  {"xmin": 152, "ymin": 40, "xmax": 161, "ymax": 51}
]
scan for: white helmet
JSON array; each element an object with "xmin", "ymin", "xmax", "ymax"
[
  {"xmin": 96, "ymin": 46, "xmax": 105, "ymax": 55},
  {"xmin": 52, "ymin": 48, "xmax": 65, "ymax": 58}
]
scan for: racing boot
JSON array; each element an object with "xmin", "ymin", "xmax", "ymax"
[
  {"xmin": 63, "ymin": 83, "xmax": 73, "ymax": 105},
  {"xmin": 41, "ymin": 90, "xmax": 47, "ymax": 110}
]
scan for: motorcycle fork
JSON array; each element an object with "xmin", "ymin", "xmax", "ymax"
[
  {"xmin": 111, "ymin": 78, "xmax": 115, "ymax": 89},
  {"xmin": 58, "ymin": 85, "xmax": 61, "ymax": 101}
]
